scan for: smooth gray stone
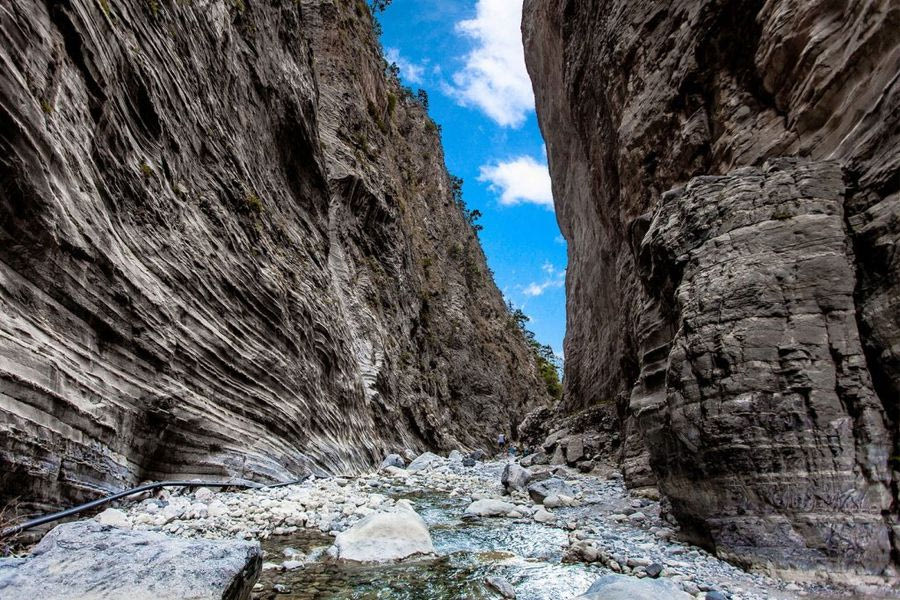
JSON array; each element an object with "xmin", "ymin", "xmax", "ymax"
[
  {"xmin": 0, "ymin": 520, "xmax": 260, "ymax": 600},
  {"xmin": 575, "ymin": 574, "xmax": 692, "ymax": 600}
]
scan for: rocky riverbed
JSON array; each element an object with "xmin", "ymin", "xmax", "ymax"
[{"xmin": 8, "ymin": 452, "xmax": 895, "ymax": 599}]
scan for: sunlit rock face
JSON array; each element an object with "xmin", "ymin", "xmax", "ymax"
[
  {"xmin": 524, "ymin": 0, "xmax": 899, "ymax": 576},
  {"xmin": 0, "ymin": 0, "xmax": 550, "ymax": 511}
]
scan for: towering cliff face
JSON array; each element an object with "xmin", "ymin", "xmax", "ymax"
[
  {"xmin": 0, "ymin": 0, "xmax": 550, "ymax": 512},
  {"xmin": 524, "ymin": 0, "xmax": 899, "ymax": 578}
]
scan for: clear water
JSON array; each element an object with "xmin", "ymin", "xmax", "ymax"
[{"xmin": 255, "ymin": 492, "xmax": 601, "ymax": 599}]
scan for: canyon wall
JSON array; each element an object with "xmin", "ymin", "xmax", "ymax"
[
  {"xmin": 0, "ymin": 0, "xmax": 549, "ymax": 511},
  {"xmin": 524, "ymin": 0, "xmax": 899, "ymax": 578}
]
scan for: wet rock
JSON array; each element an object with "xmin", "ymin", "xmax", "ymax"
[
  {"xmin": 501, "ymin": 463, "xmax": 532, "ymax": 493},
  {"xmin": 704, "ymin": 593, "xmax": 726, "ymax": 600},
  {"xmin": 465, "ymin": 499, "xmax": 518, "ymax": 518},
  {"xmin": 332, "ymin": 506, "xmax": 434, "ymax": 562},
  {"xmin": 527, "ymin": 478, "xmax": 576, "ymax": 504},
  {"xmin": 0, "ymin": 520, "xmax": 260, "ymax": 600},
  {"xmin": 575, "ymin": 574, "xmax": 693, "ymax": 600},
  {"xmin": 379, "ymin": 454, "xmax": 406, "ymax": 470},
  {"xmin": 485, "ymin": 575, "xmax": 516, "ymax": 598},
  {"xmin": 462, "ymin": 458, "xmax": 476, "ymax": 467}
]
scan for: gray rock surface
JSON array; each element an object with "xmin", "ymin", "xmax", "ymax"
[
  {"xmin": 501, "ymin": 462, "xmax": 531, "ymax": 493},
  {"xmin": 524, "ymin": 0, "xmax": 899, "ymax": 576},
  {"xmin": 0, "ymin": 0, "xmax": 551, "ymax": 510},
  {"xmin": 379, "ymin": 454, "xmax": 406, "ymax": 470},
  {"xmin": 634, "ymin": 159, "xmax": 893, "ymax": 572},
  {"xmin": 407, "ymin": 452, "xmax": 444, "ymax": 472},
  {"xmin": 0, "ymin": 520, "xmax": 260, "ymax": 599},
  {"xmin": 575, "ymin": 574, "xmax": 692, "ymax": 600},
  {"xmin": 527, "ymin": 477, "xmax": 576, "ymax": 504},
  {"xmin": 485, "ymin": 575, "xmax": 516, "ymax": 598}
]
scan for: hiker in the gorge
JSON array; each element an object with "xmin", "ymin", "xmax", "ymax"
[{"xmin": 497, "ymin": 432, "xmax": 506, "ymax": 454}]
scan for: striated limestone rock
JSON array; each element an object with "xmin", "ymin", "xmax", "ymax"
[
  {"xmin": 635, "ymin": 158, "xmax": 893, "ymax": 573},
  {"xmin": 0, "ymin": 0, "xmax": 550, "ymax": 511},
  {"xmin": 524, "ymin": 0, "xmax": 899, "ymax": 577}
]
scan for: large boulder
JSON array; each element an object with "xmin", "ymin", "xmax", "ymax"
[
  {"xmin": 528, "ymin": 467, "xmax": 554, "ymax": 483},
  {"xmin": 501, "ymin": 463, "xmax": 532, "ymax": 493},
  {"xmin": 565, "ymin": 436, "xmax": 585, "ymax": 465},
  {"xmin": 520, "ymin": 451, "xmax": 548, "ymax": 467},
  {"xmin": 527, "ymin": 478, "xmax": 576, "ymax": 504},
  {"xmin": 0, "ymin": 520, "xmax": 260, "ymax": 600},
  {"xmin": 379, "ymin": 454, "xmax": 406, "ymax": 470},
  {"xmin": 407, "ymin": 452, "xmax": 444, "ymax": 472},
  {"xmin": 382, "ymin": 466, "xmax": 411, "ymax": 478},
  {"xmin": 332, "ymin": 505, "xmax": 434, "ymax": 562},
  {"xmin": 550, "ymin": 446, "xmax": 566, "ymax": 465},
  {"xmin": 464, "ymin": 499, "xmax": 519, "ymax": 517},
  {"xmin": 574, "ymin": 574, "xmax": 692, "ymax": 600},
  {"xmin": 542, "ymin": 428, "xmax": 569, "ymax": 452}
]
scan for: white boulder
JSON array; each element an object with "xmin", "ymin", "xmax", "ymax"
[
  {"xmin": 332, "ymin": 506, "xmax": 434, "ymax": 562},
  {"xmin": 94, "ymin": 508, "xmax": 132, "ymax": 529},
  {"xmin": 464, "ymin": 499, "xmax": 518, "ymax": 517},
  {"xmin": 407, "ymin": 452, "xmax": 444, "ymax": 472}
]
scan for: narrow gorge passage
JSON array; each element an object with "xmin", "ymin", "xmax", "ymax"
[{"xmin": 1, "ymin": 0, "xmax": 899, "ymax": 598}]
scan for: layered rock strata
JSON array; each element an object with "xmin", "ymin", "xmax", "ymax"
[
  {"xmin": 0, "ymin": 0, "xmax": 549, "ymax": 511},
  {"xmin": 524, "ymin": 0, "xmax": 899, "ymax": 576}
]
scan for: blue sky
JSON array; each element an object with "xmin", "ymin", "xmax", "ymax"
[{"xmin": 378, "ymin": 0, "xmax": 567, "ymax": 358}]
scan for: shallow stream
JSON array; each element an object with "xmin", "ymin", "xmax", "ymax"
[{"xmin": 255, "ymin": 491, "xmax": 600, "ymax": 599}]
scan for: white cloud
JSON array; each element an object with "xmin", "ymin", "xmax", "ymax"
[
  {"xmin": 522, "ymin": 277, "xmax": 564, "ymax": 297},
  {"xmin": 522, "ymin": 262, "xmax": 565, "ymax": 297},
  {"xmin": 386, "ymin": 47, "xmax": 425, "ymax": 84},
  {"xmin": 479, "ymin": 155, "xmax": 553, "ymax": 208},
  {"xmin": 447, "ymin": 0, "xmax": 534, "ymax": 127}
]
